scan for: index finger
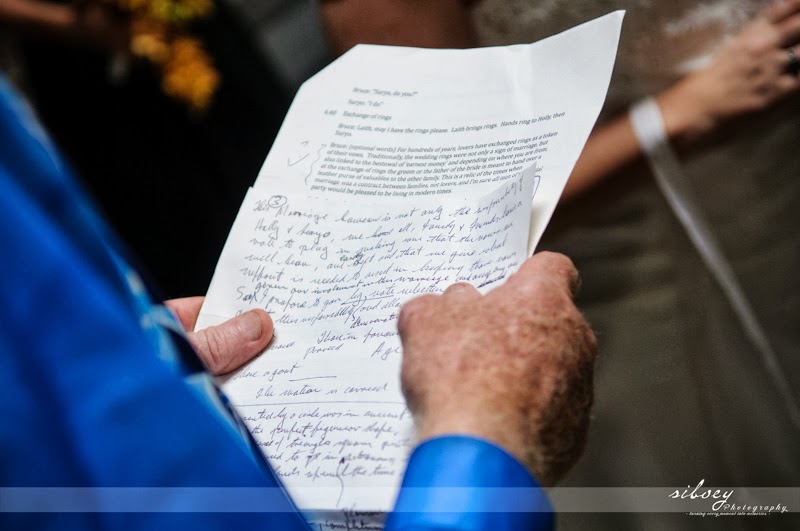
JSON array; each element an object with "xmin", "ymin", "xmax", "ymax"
[{"xmin": 506, "ymin": 251, "xmax": 581, "ymax": 298}]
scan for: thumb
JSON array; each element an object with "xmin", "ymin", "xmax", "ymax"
[{"xmin": 188, "ymin": 310, "xmax": 273, "ymax": 375}]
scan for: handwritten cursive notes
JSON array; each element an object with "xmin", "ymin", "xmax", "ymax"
[
  {"xmin": 196, "ymin": 166, "xmax": 538, "ymax": 511},
  {"xmin": 201, "ymin": 166, "xmax": 537, "ymax": 329}
]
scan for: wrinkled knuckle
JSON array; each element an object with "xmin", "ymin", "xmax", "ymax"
[
  {"xmin": 555, "ymin": 252, "xmax": 578, "ymax": 274},
  {"xmin": 397, "ymin": 295, "xmax": 432, "ymax": 334},
  {"xmin": 543, "ymin": 250, "xmax": 575, "ymax": 268},
  {"xmin": 396, "ymin": 304, "xmax": 414, "ymax": 333},
  {"xmin": 443, "ymin": 282, "xmax": 479, "ymax": 299},
  {"xmin": 447, "ymin": 281, "xmax": 475, "ymax": 292},
  {"xmin": 544, "ymin": 252, "xmax": 579, "ymax": 286},
  {"xmin": 536, "ymin": 250, "xmax": 567, "ymax": 267}
]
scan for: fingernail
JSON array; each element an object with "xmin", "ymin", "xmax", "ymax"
[{"xmin": 239, "ymin": 311, "xmax": 263, "ymax": 341}]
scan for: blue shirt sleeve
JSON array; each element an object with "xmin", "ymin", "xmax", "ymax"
[
  {"xmin": 386, "ymin": 436, "xmax": 553, "ymax": 531},
  {"xmin": 0, "ymin": 75, "xmax": 554, "ymax": 531},
  {"xmin": 0, "ymin": 75, "xmax": 312, "ymax": 531}
]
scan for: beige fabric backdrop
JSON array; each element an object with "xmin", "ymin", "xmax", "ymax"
[{"xmin": 473, "ymin": 0, "xmax": 800, "ymax": 528}]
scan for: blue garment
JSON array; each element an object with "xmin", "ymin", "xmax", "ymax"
[{"xmin": 0, "ymin": 76, "xmax": 552, "ymax": 530}]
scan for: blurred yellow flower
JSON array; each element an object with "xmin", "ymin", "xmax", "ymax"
[
  {"xmin": 113, "ymin": 0, "xmax": 219, "ymax": 110},
  {"xmin": 162, "ymin": 37, "xmax": 220, "ymax": 111},
  {"xmin": 130, "ymin": 17, "xmax": 170, "ymax": 63}
]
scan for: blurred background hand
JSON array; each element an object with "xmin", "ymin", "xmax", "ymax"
[
  {"xmin": 659, "ymin": 0, "xmax": 800, "ymax": 145},
  {"xmin": 0, "ymin": 0, "xmax": 129, "ymax": 55}
]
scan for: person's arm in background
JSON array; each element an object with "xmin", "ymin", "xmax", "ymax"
[
  {"xmin": 318, "ymin": 0, "xmax": 800, "ymax": 202},
  {"xmin": 0, "ymin": 0, "xmax": 128, "ymax": 53},
  {"xmin": 318, "ymin": 0, "xmax": 477, "ymax": 55},
  {"xmin": 564, "ymin": 0, "xmax": 800, "ymax": 200}
]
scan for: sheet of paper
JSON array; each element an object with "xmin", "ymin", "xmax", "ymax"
[
  {"xmin": 197, "ymin": 169, "xmax": 538, "ymax": 510},
  {"xmin": 255, "ymin": 11, "xmax": 623, "ymax": 250},
  {"xmin": 197, "ymin": 10, "xmax": 624, "ymax": 517}
]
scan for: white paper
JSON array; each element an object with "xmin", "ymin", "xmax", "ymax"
[
  {"xmin": 255, "ymin": 11, "xmax": 623, "ymax": 251},
  {"xmin": 197, "ymin": 170, "xmax": 537, "ymax": 510},
  {"xmin": 197, "ymin": 11, "xmax": 623, "ymax": 514}
]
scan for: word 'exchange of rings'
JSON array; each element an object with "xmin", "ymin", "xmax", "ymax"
[{"xmin": 196, "ymin": 168, "xmax": 538, "ymax": 510}]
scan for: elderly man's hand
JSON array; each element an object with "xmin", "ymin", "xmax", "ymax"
[
  {"xmin": 398, "ymin": 252, "xmax": 597, "ymax": 486},
  {"xmin": 165, "ymin": 297, "xmax": 273, "ymax": 376}
]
